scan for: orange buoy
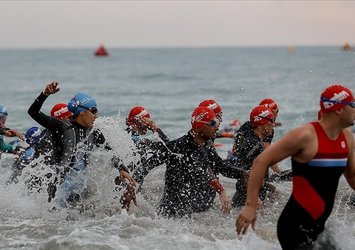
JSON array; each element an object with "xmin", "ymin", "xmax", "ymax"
[
  {"xmin": 343, "ymin": 42, "xmax": 351, "ymax": 51},
  {"xmin": 94, "ymin": 44, "xmax": 109, "ymax": 56},
  {"xmin": 287, "ymin": 47, "xmax": 295, "ymax": 53}
]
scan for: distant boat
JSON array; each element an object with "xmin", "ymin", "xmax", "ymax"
[
  {"xmin": 94, "ymin": 44, "xmax": 109, "ymax": 57},
  {"xmin": 342, "ymin": 42, "xmax": 352, "ymax": 51}
]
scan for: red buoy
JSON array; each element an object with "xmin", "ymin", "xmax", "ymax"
[{"xmin": 94, "ymin": 44, "xmax": 109, "ymax": 56}]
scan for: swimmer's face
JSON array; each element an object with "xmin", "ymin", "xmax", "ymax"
[
  {"xmin": 136, "ymin": 121, "xmax": 149, "ymax": 135},
  {"xmin": 199, "ymin": 118, "xmax": 219, "ymax": 139},
  {"xmin": 77, "ymin": 108, "xmax": 98, "ymax": 128},
  {"xmin": 342, "ymin": 101, "xmax": 355, "ymax": 127}
]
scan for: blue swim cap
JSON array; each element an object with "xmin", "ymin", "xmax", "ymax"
[
  {"xmin": 0, "ymin": 104, "xmax": 8, "ymax": 117},
  {"xmin": 67, "ymin": 93, "xmax": 97, "ymax": 116},
  {"xmin": 25, "ymin": 127, "xmax": 42, "ymax": 145}
]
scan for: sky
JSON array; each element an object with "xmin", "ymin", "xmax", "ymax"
[{"xmin": 1, "ymin": 1, "xmax": 355, "ymax": 48}]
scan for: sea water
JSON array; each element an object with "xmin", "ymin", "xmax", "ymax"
[{"xmin": 0, "ymin": 47, "xmax": 354, "ymax": 249}]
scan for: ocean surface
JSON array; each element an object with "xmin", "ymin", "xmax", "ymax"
[{"xmin": 0, "ymin": 47, "xmax": 355, "ymax": 249}]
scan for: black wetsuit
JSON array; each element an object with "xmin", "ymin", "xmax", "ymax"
[
  {"xmin": 136, "ymin": 130, "xmax": 243, "ymax": 218},
  {"xmin": 127, "ymin": 129, "xmax": 168, "ymax": 190},
  {"xmin": 28, "ymin": 92, "xmax": 73, "ymax": 166},
  {"xmin": 59, "ymin": 122, "xmax": 129, "ymax": 208},
  {"xmin": 69, "ymin": 121, "xmax": 107, "ymax": 166},
  {"xmin": 229, "ymin": 121, "xmax": 273, "ymax": 160},
  {"xmin": 231, "ymin": 129, "xmax": 270, "ymax": 207},
  {"xmin": 154, "ymin": 128, "xmax": 169, "ymax": 144},
  {"xmin": 28, "ymin": 92, "xmax": 76, "ymax": 201},
  {"xmin": 54, "ymin": 121, "xmax": 116, "ymax": 206},
  {"xmin": 277, "ymin": 122, "xmax": 349, "ymax": 249},
  {"xmin": 32, "ymin": 129, "xmax": 56, "ymax": 165}
]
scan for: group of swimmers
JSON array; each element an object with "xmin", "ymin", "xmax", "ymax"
[{"xmin": 1, "ymin": 81, "xmax": 355, "ymax": 249}]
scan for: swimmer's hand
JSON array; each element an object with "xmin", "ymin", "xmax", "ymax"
[
  {"xmin": 43, "ymin": 81, "xmax": 60, "ymax": 95},
  {"xmin": 219, "ymin": 191, "xmax": 232, "ymax": 214}
]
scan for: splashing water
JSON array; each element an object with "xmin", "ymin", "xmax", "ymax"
[{"xmin": 1, "ymin": 47, "xmax": 355, "ymax": 249}]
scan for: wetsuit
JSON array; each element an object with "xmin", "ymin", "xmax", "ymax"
[
  {"xmin": 277, "ymin": 122, "xmax": 349, "ymax": 249},
  {"xmin": 203, "ymin": 142, "xmax": 247, "ymax": 209},
  {"xmin": 32, "ymin": 129, "xmax": 57, "ymax": 165},
  {"xmin": 28, "ymin": 92, "xmax": 72, "ymax": 165},
  {"xmin": 231, "ymin": 129, "xmax": 270, "ymax": 207},
  {"xmin": 154, "ymin": 128, "xmax": 169, "ymax": 144},
  {"xmin": 137, "ymin": 131, "xmax": 243, "ymax": 218},
  {"xmin": 55, "ymin": 121, "xmax": 109, "ymax": 206},
  {"xmin": 28, "ymin": 92, "xmax": 75, "ymax": 201},
  {"xmin": 126, "ymin": 128, "xmax": 168, "ymax": 191},
  {"xmin": 228, "ymin": 121, "xmax": 274, "ymax": 160}
]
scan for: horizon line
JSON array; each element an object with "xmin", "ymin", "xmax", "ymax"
[{"xmin": 0, "ymin": 44, "xmax": 349, "ymax": 50}]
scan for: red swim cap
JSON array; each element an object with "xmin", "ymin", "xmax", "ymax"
[
  {"xmin": 259, "ymin": 98, "xmax": 278, "ymax": 111},
  {"xmin": 320, "ymin": 84, "xmax": 354, "ymax": 112},
  {"xmin": 51, "ymin": 103, "xmax": 72, "ymax": 120},
  {"xmin": 199, "ymin": 99, "xmax": 222, "ymax": 115},
  {"xmin": 191, "ymin": 106, "xmax": 216, "ymax": 129},
  {"xmin": 250, "ymin": 105, "xmax": 275, "ymax": 127},
  {"xmin": 126, "ymin": 106, "xmax": 151, "ymax": 126}
]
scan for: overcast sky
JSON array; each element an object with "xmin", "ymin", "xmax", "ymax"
[{"xmin": 1, "ymin": 1, "xmax": 355, "ymax": 48}]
